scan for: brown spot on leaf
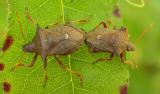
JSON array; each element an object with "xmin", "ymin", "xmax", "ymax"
[
  {"xmin": 1, "ymin": 35, "xmax": 13, "ymax": 52},
  {"xmin": 120, "ymin": 84, "xmax": 128, "ymax": 94},
  {"xmin": 0, "ymin": 63, "xmax": 4, "ymax": 71},
  {"xmin": 113, "ymin": 6, "xmax": 121, "ymax": 18},
  {"xmin": 3, "ymin": 81, "xmax": 11, "ymax": 93}
]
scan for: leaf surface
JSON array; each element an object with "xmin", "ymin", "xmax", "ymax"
[{"xmin": 0, "ymin": 0, "xmax": 129, "ymax": 94}]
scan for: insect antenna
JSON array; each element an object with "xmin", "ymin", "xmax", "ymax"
[
  {"xmin": 25, "ymin": 7, "xmax": 37, "ymax": 26},
  {"xmin": 135, "ymin": 23, "xmax": 154, "ymax": 44},
  {"xmin": 16, "ymin": 11, "xmax": 26, "ymax": 43},
  {"xmin": 45, "ymin": 16, "xmax": 63, "ymax": 29}
]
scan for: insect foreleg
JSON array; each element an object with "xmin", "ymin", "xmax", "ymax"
[{"xmin": 92, "ymin": 53, "xmax": 114, "ymax": 64}]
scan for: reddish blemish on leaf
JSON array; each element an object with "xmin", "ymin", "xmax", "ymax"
[
  {"xmin": 1, "ymin": 35, "xmax": 13, "ymax": 52},
  {"xmin": 113, "ymin": 6, "xmax": 121, "ymax": 18},
  {"xmin": 0, "ymin": 63, "xmax": 4, "ymax": 71},
  {"xmin": 3, "ymin": 81, "xmax": 11, "ymax": 93},
  {"xmin": 120, "ymin": 84, "xmax": 128, "ymax": 94}
]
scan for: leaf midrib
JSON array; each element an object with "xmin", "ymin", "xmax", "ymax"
[{"xmin": 60, "ymin": 0, "xmax": 75, "ymax": 94}]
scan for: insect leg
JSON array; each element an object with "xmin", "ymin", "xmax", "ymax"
[
  {"xmin": 11, "ymin": 54, "xmax": 38, "ymax": 71},
  {"xmin": 120, "ymin": 52, "xmax": 137, "ymax": 68},
  {"xmin": 120, "ymin": 52, "xmax": 125, "ymax": 63},
  {"xmin": 92, "ymin": 53, "xmax": 114, "ymax": 64},
  {"xmin": 45, "ymin": 21, "xmax": 60, "ymax": 29},
  {"xmin": 55, "ymin": 56, "xmax": 83, "ymax": 86},
  {"xmin": 45, "ymin": 16, "xmax": 63, "ymax": 29},
  {"xmin": 27, "ymin": 54, "xmax": 38, "ymax": 67},
  {"xmin": 124, "ymin": 60, "xmax": 138, "ymax": 68},
  {"xmin": 69, "ymin": 19, "xmax": 88, "ymax": 24},
  {"xmin": 25, "ymin": 7, "xmax": 37, "ymax": 26},
  {"xmin": 43, "ymin": 57, "xmax": 48, "ymax": 87},
  {"xmin": 92, "ymin": 21, "xmax": 107, "ymax": 31},
  {"xmin": 106, "ymin": 19, "xmax": 116, "ymax": 29}
]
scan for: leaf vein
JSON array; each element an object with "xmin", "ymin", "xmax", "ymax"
[
  {"xmin": 74, "ymin": 87, "xmax": 100, "ymax": 94},
  {"xmin": 30, "ymin": 0, "xmax": 51, "ymax": 14},
  {"xmin": 48, "ymin": 81, "xmax": 71, "ymax": 94}
]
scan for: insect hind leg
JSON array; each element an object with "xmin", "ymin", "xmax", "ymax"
[
  {"xmin": 55, "ymin": 56, "xmax": 83, "ymax": 86},
  {"xmin": 42, "ymin": 57, "xmax": 48, "ymax": 87}
]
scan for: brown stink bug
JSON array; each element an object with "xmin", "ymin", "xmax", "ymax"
[
  {"xmin": 85, "ymin": 20, "xmax": 153, "ymax": 66},
  {"xmin": 85, "ymin": 21, "xmax": 135, "ymax": 64},
  {"xmin": 12, "ymin": 8, "xmax": 86, "ymax": 87},
  {"xmin": 84, "ymin": 21, "xmax": 134, "ymax": 65}
]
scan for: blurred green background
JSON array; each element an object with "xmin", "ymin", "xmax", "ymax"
[
  {"xmin": 119, "ymin": 0, "xmax": 160, "ymax": 94},
  {"xmin": 0, "ymin": 0, "xmax": 160, "ymax": 94}
]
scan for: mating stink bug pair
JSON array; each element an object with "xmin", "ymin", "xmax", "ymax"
[{"xmin": 12, "ymin": 8, "xmax": 139, "ymax": 87}]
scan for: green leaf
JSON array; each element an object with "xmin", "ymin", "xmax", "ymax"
[
  {"xmin": 0, "ymin": 0, "xmax": 8, "ymax": 46},
  {"xmin": 0, "ymin": 0, "xmax": 129, "ymax": 94},
  {"xmin": 0, "ymin": 0, "xmax": 8, "ymax": 31}
]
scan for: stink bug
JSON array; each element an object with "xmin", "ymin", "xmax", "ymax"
[
  {"xmin": 85, "ymin": 20, "xmax": 153, "ymax": 65},
  {"xmin": 12, "ymin": 8, "xmax": 86, "ymax": 87}
]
